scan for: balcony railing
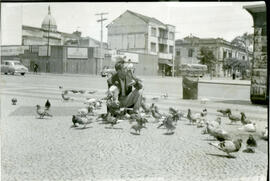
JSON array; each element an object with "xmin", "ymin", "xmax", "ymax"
[{"xmin": 158, "ymin": 37, "xmax": 168, "ymax": 44}]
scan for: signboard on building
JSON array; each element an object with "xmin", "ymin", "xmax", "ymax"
[
  {"xmin": 1, "ymin": 46, "xmax": 29, "ymax": 56},
  {"xmin": 38, "ymin": 46, "xmax": 51, "ymax": 56},
  {"xmin": 67, "ymin": 47, "xmax": 88, "ymax": 59},
  {"xmin": 109, "ymin": 50, "xmax": 139, "ymax": 63}
]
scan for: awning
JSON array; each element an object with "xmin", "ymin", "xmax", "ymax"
[{"xmin": 158, "ymin": 59, "xmax": 173, "ymax": 66}]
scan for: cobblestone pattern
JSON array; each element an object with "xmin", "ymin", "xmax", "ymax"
[{"xmin": 1, "ymin": 76, "xmax": 268, "ymax": 181}]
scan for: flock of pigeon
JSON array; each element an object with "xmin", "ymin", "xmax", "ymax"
[{"xmin": 11, "ymin": 86, "xmax": 268, "ymax": 159}]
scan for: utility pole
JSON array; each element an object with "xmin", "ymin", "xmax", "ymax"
[
  {"xmin": 95, "ymin": 12, "xmax": 108, "ymax": 74},
  {"xmin": 47, "ymin": 6, "xmax": 51, "ymax": 73}
]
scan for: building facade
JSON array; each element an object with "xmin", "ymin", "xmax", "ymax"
[
  {"xmin": 175, "ymin": 35, "xmax": 252, "ymax": 77},
  {"xmin": 107, "ymin": 10, "xmax": 175, "ymax": 76}
]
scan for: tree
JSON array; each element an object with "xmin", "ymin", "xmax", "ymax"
[
  {"xmin": 231, "ymin": 32, "xmax": 253, "ymax": 62},
  {"xmin": 197, "ymin": 47, "xmax": 217, "ymax": 74}
]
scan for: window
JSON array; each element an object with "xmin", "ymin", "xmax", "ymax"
[
  {"xmin": 169, "ymin": 46, "xmax": 174, "ymax": 53},
  {"xmin": 151, "ymin": 42, "xmax": 156, "ymax": 52},
  {"xmin": 151, "ymin": 27, "xmax": 156, "ymax": 37},
  {"xmin": 159, "ymin": 28, "xmax": 168, "ymax": 39},
  {"xmin": 176, "ymin": 50, "xmax": 181, "ymax": 56},
  {"xmin": 242, "ymin": 56, "xmax": 245, "ymax": 60},
  {"xmin": 159, "ymin": 44, "xmax": 167, "ymax": 53},
  {"xmin": 169, "ymin": 32, "xmax": 174, "ymax": 40},
  {"xmin": 229, "ymin": 52, "xmax": 232, "ymax": 58},
  {"xmin": 188, "ymin": 49, "xmax": 193, "ymax": 57},
  {"xmin": 223, "ymin": 51, "xmax": 227, "ymax": 59}
]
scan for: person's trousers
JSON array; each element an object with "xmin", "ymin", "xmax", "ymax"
[{"xmin": 119, "ymin": 89, "xmax": 143, "ymax": 111}]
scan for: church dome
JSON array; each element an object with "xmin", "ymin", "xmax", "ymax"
[{"xmin": 41, "ymin": 6, "xmax": 57, "ymax": 31}]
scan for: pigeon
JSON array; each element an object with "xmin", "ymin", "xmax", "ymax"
[
  {"xmin": 217, "ymin": 108, "xmax": 230, "ymax": 117},
  {"xmin": 72, "ymin": 115, "xmax": 92, "ymax": 128},
  {"xmin": 77, "ymin": 106, "xmax": 94, "ymax": 117},
  {"xmin": 242, "ymin": 147, "xmax": 255, "ymax": 153},
  {"xmin": 227, "ymin": 110, "xmax": 241, "ymax": 124},
  {"xmin": 78, "ymin": 90, "xmax": 86, "ymax": 94},
  {"xmin": 206, "ymin": 123, "xmax": 231, "ymax": 141},
  {"xmin": 45, "ymin": 99, "xmax": 51, "ymax": 110},
  {"xmin": 240, "ymin": 112, "xmax": 252, "ymax": 125},
  {"xmin": 205, "ymin": 117, "xmax": 222, "ymax": 129},
  {"xmin": 161, "ymin": 92, "xmax": 168, "ymax": 99},
  {"xmin": 88, "ymin": 90, "xmax": 97, "ymax": 94},
  {"xmin": 238, "ymin": 123, "xmax": 256, "ymax": 132},
  {"xmin": 11, "ymin": 98, "xmax": 17, "ymax": 105},
  {"xmin": 208, "ymin": 139, "xmax": 242, "ymax": 158},
  {"xmin": 61, "ymin": 90, "xmax": 72, "ymax": 101},
  {"xmin": 200, "ymin": 97, "xmax": 209, "ymax": 104},
  {"xmin": 36, "ymin": 105, "xmax": 52, "ymax": 118},
  {"xmin": 94, "ymin": 100, "xmax": 103, "ymax": 109},
  {"xmin": 261, "ymin": 127, "xmax": 268, "ymax": 140},
  {"xmin": 151, "ymin": 109, "xmax": 164, "ymax": 122},
  {"xmin": 141, "ymin": 102, "xmax": 151, "ymax": 114},
  {"xmin": 103, "ymin": 114, "xmax": 123, "ymax": 128},
  {"xmin": 246, "ymin": 134, "xmax": 257, "ymax": 147},
  {"xmin": 197, "ymin": 119, "xmax": 205, "ymax": 128},
  {"xmin": 163, "ymin": 116, "xmax": 176, "ymax": 133},
  {"xmin": 152, "ymin": 96, "xmax": 159, "ymax": 101},
  {"xmin": 85, "ymin": 98, "xmax": 97, "ymax": 105},
  {"xmin": 201, "ymin": 108, "xmax": 207, "ymax": 117},
  {"xmin": 135, "ymin": 116, "xmax": 148, "ymax": 126},
  {"xmin": 96, "ymin": 113, "xmax": 109, "ymax": 122},
  {"xmin": 70, "ymin": 89, "xmax": 79, "ymax": 94},
  {"xmin": 214, "ymin": 117, "xmax": 222, "ymax": 126},
  {"xmin": 131, "ymin": 123, "xmax": 147, "ymax": 134},
  {"xmin": 187, "ymin": 109, "xmax": 200, "ymax": 124},
  {"xmin": 169, "ymin": 107, "xmax": 184, "ymax": 123}
]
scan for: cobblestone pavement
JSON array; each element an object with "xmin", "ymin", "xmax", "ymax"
[{"xmin": 1, "ymin": 74, "xmax": 268, "ymax": 181}]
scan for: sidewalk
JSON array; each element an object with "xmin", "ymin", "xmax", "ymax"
[
  {"xmin": 27, "ymin": 72, "xmax": 251, "ymax": 86},
  {"xmin": 199, "ymin": 77, "xmax": 251, "ymax": 86}
]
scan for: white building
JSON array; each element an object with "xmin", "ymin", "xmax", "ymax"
[{"xmin": 107, "ymin": 10, "xmax": 175, "ymax": 75}]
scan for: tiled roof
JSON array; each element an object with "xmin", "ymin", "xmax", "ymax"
[{"xmin": 126, "ymin": 10, "xmax": 166, "ymax": 26}]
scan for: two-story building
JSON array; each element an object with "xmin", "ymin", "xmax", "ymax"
[
  {"xmin": 175, "ymin": 35, "xmax": 252, "ymax": 77},
  {"xmin": 107, "ymin": 10, "xmax": 175, "ymax": 76}
]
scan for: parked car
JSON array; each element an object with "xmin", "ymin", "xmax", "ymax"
[
  {"xmin": 1, "ymin": 60, "xmax": 28, "ymax": 76},
  {"xmin": 101, "ymin": 67, "xmax": 116, "ymax": 77}
]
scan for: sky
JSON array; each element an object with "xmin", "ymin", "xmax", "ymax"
[{"xmin": 1, "ymin": 2, "xmax": 265, "ymax": 45}]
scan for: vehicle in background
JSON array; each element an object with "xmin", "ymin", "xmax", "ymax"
[
  {"xmin": 1, "ymin": 60, "xmax": 29, "ymax": 76},
  {"xmin": 179, "ymin": 64, "xmax": 207, "ymax": 77},
  {"xmin": 101, "ymin": 66, "xmax": 116, "ymax": 77}
]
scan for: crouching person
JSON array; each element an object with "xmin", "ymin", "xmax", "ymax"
[{"xmin": 107, "ymin": 59, "xmax": 143, "ymax": 115}]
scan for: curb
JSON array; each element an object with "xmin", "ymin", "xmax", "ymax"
[{"xmin": 198, "ymin": 81, "xmax": 250, "ymax": 86}]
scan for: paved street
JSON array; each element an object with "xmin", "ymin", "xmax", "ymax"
[{"xmin": 1, "ymin": 73, "xmax": 268, "ymax": 181}]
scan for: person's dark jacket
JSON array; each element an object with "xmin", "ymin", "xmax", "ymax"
[{"xmin": 107, "ymin": 73, "xmax": 142, "ymax": 99}]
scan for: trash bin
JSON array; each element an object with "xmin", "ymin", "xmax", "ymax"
[{"xmin": 182, "ymin": 76, "xmax": 198, "ymax": 99}]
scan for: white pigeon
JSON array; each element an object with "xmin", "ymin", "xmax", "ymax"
[
  {"xmin": 84, "ymin": 98, "xmax": 97, "ymax": 105},
  {"xmin": 152, "ymin": 96, "xmax": 159, "ymax": 101},
  {"xmin": 238, "ymin": 123, "xmax": 256, "ymax": 132},
  {"xmin": 206, "ymin": 117, "xmax": 221, "ymax": 129},
  {"xmin": 200, "ymin": 97, "xmax": 210, "ymax": 104},
  {"xmin": 77, "ymin": 106, "xmax": 94, "ymax": 117},
  {"xmin": 209, "ymin": 139, "xmax": 242, "ymax": 158}
]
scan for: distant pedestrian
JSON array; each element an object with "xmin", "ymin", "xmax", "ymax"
[
  {"xmin": 34, "ymin": 64, "xmax": 39, "ymax": 74},
  {"xmin": 232, "ymin": 71, "xmax": 236, "ymax": 80}
]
